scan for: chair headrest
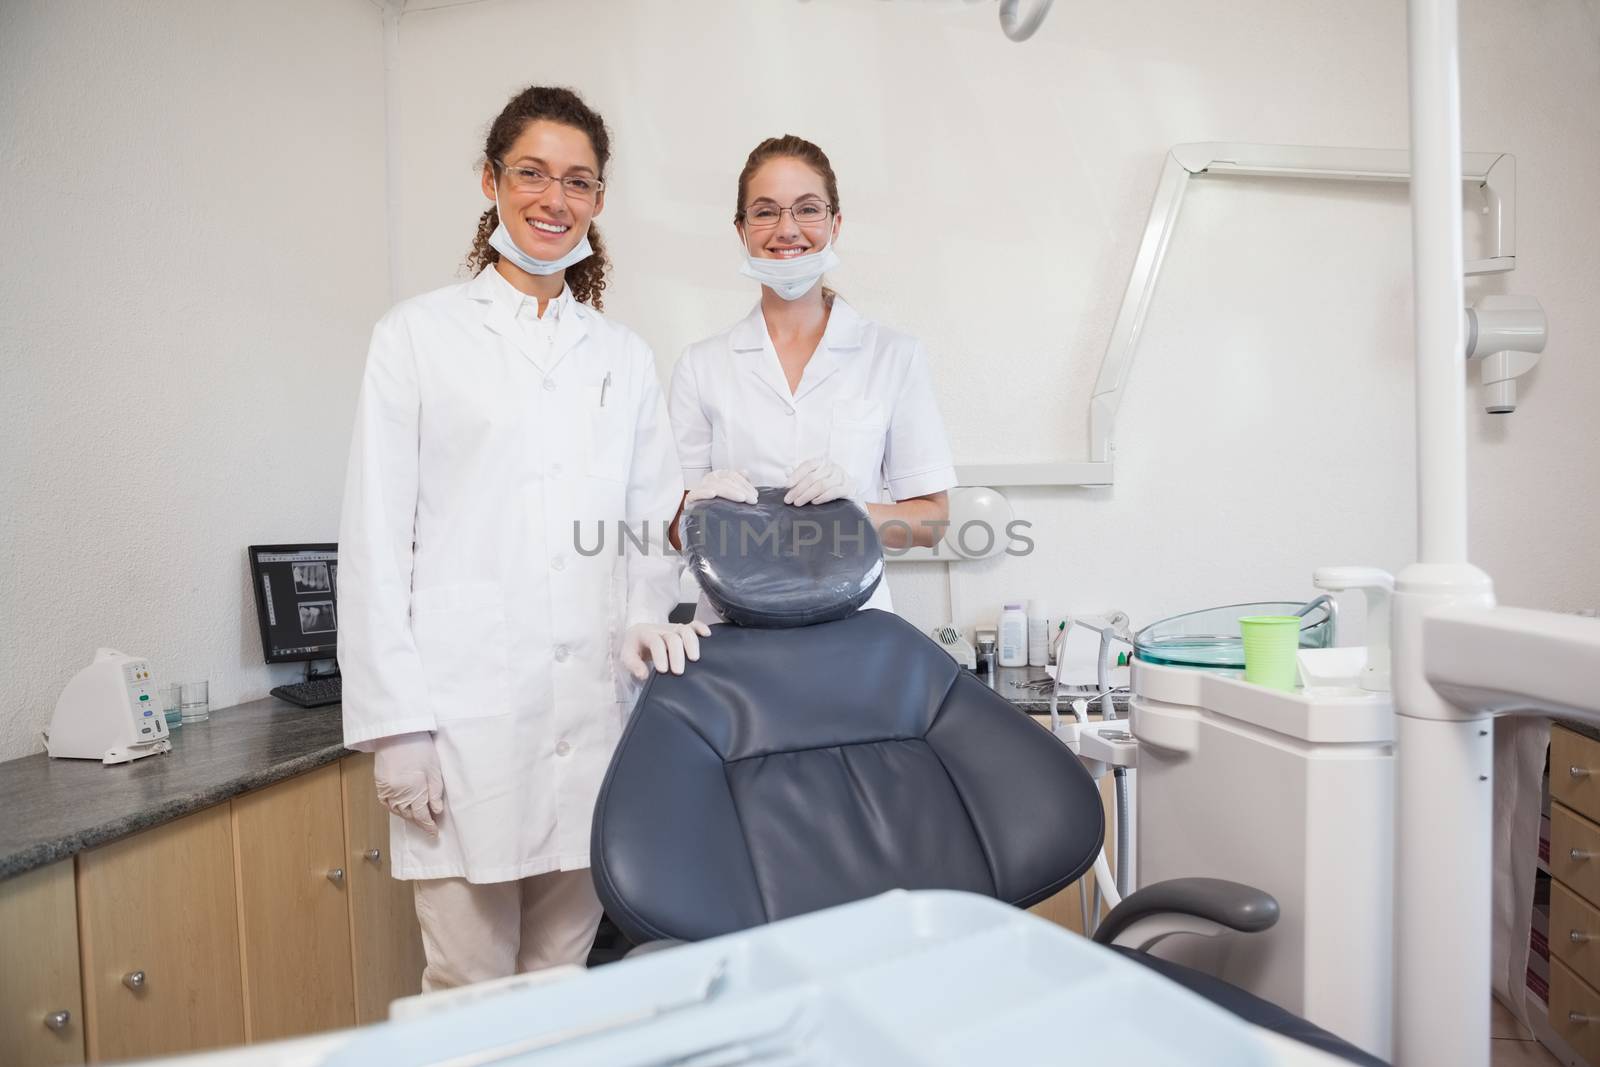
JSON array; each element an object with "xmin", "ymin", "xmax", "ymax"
[{"xmin": 682, "ymin": 487, "xmax": 883, "ymax": 628}]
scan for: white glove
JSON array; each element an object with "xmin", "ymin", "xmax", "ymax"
[
  {"xmin": 373, "ymin": 731, "xmax": 444, "ymax": 835},
  {"xmin": 621, "ymin": 621, "xmax": 712, "ymax": 681},
  {"xmin": 783, "ymin": 457, "xmax": 853, "ymax": 506},
  {"xmin": 685, "ymin": 469, "xmax": 759, "ymax": 505}
]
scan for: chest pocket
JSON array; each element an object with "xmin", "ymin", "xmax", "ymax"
[
  {"xmin": 586, "ymin": 382, "xmax": 634, "ymax": 483},
  {"xmin": 827, "ymin": 400, "xmax": 888, "ymax": 499}
]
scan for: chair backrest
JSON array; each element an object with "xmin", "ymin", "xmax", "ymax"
[{"xmin": 590, "ymin": 609, "xmax": 1104, "ymax": 945}]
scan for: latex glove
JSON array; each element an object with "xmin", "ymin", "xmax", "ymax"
[
  {"xmin": 685, "ymin": 469, "xmax": 759, "ymax": 505},
  {"xmin": 621, "ymin": 621, "xmax": 712, "ymax": 681},
  {"xmin": 373, "ymin": 731, "xmax": 444, "ymax": 835},
  {"xmin": 783, "ymin": 457, "xmax": 853, "ymax": 506}
]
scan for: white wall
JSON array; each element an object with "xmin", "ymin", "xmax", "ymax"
[
  {"xmin": 389, "ymin": 0, "xmax": 1600, "ymax": 641},
  {"xmin": 3, "ymin": 0, "xmax": 1595, "ymax": 760},
  {"xmin": 0, "ymin": 0, "xmax": 389, "ymax": 759}
]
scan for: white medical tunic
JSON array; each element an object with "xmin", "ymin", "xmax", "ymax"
[
  {"xmin": 338, "ymin": 266, "xmax": 682, "ymax": 883},
  {"xmin": 669, "ymin": 298, "xmax": 957, "ymax": 618}
]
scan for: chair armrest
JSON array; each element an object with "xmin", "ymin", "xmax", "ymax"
[{"xmin": 1091, "ymin": 877, "xmax": 1279, "ymax": 951}]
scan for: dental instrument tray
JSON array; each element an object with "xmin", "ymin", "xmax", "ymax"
[
  {"xmin": 317, "ymin": 890, "xmax": 1274, "ymax": 1066},
  {"xmin": 1133, "ymin": 599, "xmax": 1335, "ymax": 670}
]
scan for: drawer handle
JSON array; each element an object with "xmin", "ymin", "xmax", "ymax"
[
  {"xmin": 123, "ymin": 970, "xmax": 145, "ymax": 991},
  {"xmin": 364, "ymin": 848, "xmax": 382, "ymax": 863},
  {"xmin": 1574, "ymin": 849, "xmax": 1598, "ymax": 862},
  {"xmin": 1572, "ymin": 766, "xmax": 1595, "ymax": 779},
  {"xmin": 1572, "ymin": 930, "xmax": 1595, "ymax": 944},
  {"xmin": 1571, "ymin": 1011, "xmax": 1600, "ymax": 1024},
  {"xmin": 43, "ymin": 1010, "xmax": 71, "ymax": 1031},
  {"xmin": 327, "ymin": 867, "xmax": 346, "ymax": 885}
]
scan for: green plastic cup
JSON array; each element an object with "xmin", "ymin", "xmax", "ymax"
[{"xmin": 1239, "ymin": 615, "xmax": 1301, "ymax": 690}]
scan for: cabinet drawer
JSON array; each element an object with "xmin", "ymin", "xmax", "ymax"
[
  {"xmin": 77, "ymin": 806, "xmax": 245, "ymax": 1060},
  {"xmin": 233, "ymin": 762, "xmax": 355, "ymax": 1041},
  {"xmin": 341, "ymin": 753, "xmax": 425, "ymax": 1023},
  {"xmin": 1553, "ymin": 803, "xmax": 1600, "ymax": 909},
  {"xmin": 1551, "ymin": 880, "xmax": 1600, "ymax": 992},
  {"xmin": 0, "ymin": 860, "xmax": 84, "ymax": 1065},
  {"xmin": 1553, "ymin": 726, "xmax": 1600, "ymax": 826},
  {"xmin": 1552, "ymin": 956, "xmax": 1600, "ymax": 1065}
]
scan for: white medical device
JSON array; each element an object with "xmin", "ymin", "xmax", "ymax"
[
  {"xmin": 1134, "ymin": 637, "xmax": 1395, "ymax": 1060},
  {"xmin": 46, "ymin": 649, "xmax": 172, "ymax": 765},
  {"xmin": 929, "ymin": 625, "xmax": 976, "ymax": 669}
]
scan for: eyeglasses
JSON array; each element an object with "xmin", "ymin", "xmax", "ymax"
[
  {"xmin": 495, "ymin": 160, "xmax": 604, "ymax": 201},
  {"xmin": 739, "ymin": 200, "xmax": 834, "ymax": 229}
]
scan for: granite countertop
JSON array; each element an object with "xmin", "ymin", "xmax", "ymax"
[
  {"xmin": 0, "ymin": 665, "xmax": 1121, "ymax": 884},
  {"xmin": 0, "ymin": 697, "xmax": 347, "ymax": 881}
]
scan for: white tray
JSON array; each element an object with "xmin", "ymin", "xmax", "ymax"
[{"xmin": 308, "ymin": 889, "xmax": 1285, "ymax": 1066}]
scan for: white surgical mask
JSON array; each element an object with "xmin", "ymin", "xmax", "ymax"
[
  {"xmin": 488, "ymin": 190, "xmax": 594, "ymax": 276},
  {"xmin": 738, "ymin": 224, "xmax": 839, "ymax": 301}
]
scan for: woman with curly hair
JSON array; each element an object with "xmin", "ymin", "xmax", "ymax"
[{"xmin": 337, "ymin": 85, "xmax": 706, "ymax": 990}]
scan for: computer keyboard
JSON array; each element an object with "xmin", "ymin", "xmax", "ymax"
[{"xmin": 271, "ymin": 676, "xmax": 342, "ymax": 708}]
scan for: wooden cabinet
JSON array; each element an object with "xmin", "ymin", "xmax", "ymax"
[
  {"xmin": 0, "ymin": 860, "xmax": 85, "ymax": 1066},
  {"xmin": 1542, "ymin": 725, "xmax": 1600, "ymax": 1065},
  {"xmin": 341, "ymin": 752, "xmax": 425, "ymax": 1023},
  {"xmin": 1, "ymin": 755, "xmax": 424, "ymax": 1061},
  {"xmin": 232, "ymin": 762, "xmax": 356, "ymax": 1042},
  {"xmin": 76, "ymin": 806, "xmax": 245, "ymax": 1061}
]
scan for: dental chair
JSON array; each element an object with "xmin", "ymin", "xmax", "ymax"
[{"xmin": 591, "ymin": 495, "xmax": 1384, "ymax": 1066}]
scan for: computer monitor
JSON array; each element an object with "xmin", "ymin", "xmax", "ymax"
[{"xmin": 248, "ymin": 544, "xmax": 339, "ymax": 664}]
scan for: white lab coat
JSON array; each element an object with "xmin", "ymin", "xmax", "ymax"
[
  {"xmin": 338, "ymin": 266, "xmax": 682, "ymax": 883},
  {"xmin": 669, "ymin": 298, "xmax": 957, "ymax": 618}
]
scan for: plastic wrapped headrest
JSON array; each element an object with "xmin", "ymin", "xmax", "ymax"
[{"xmin": 682, "ymin": 487, "xmax": 884, "ymax": 628}]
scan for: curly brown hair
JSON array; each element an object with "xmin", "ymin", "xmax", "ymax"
[
  {"xmin": 735, "ymin": 135, "xmax": 840, "ymax": 304},
  {"xmin": 465, "ymin": 86, "xmax": 612, "ymax": 310}
]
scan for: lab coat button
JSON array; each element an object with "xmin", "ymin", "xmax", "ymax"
[
  {"xmin": 543, "ymin": 378, "xmax": 557, "ymax": 392},
  {"xmin": 549, "ymin": 463, "xmax": 563, "ymax": 478},
  {"xmin": 556, "ymin": 741, "xmax": 572, "ymax": 757},
  {"xmin": 553, "ymin": 645, "xmax": 569, "ymax": 662},
  {"xmin": 784, "ymin": 407, "xmax": 795, "ymax": 416},
  {"xmin": 551, "ymin": 556, "xmax": 566, "ymax": 571}
]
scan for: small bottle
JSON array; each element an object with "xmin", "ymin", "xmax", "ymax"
[
  {"xmin": 999, "ymin": 603, "xmax": 1028, "ymax": 667},
  {"xmin": 975, "ymin": 631, "xmax": 998, "ymax": 677},
  {"xmin": 1028, "ymin": 608, "xmax": 1049, "ymax": 667}
]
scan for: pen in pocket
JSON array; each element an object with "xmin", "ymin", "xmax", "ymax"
[{"xmin": 599, "ymin": 371, "xmax": 611, "ymax": 407}]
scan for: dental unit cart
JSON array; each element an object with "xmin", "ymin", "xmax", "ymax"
[{"xmin": 1130, "ymin": 582, "xmax": 1396, "ymax": 1061}]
